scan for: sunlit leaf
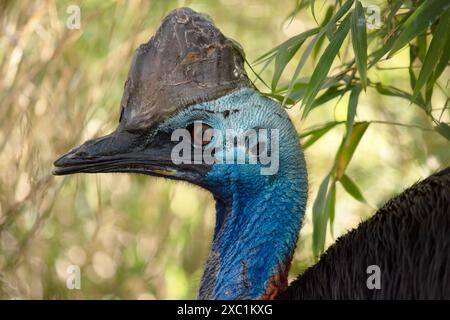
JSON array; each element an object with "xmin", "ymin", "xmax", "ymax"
[
  {"xmin": 389, "ymin": 0, "xmax": 449, "ymax": 56},
  {"xmin": 308, "ymin": 85, "xmax": 351, "ymax": 113},
  {"xmin": 312, "ymin": 173, "xmax": 331, "ymax": 259},
  {"xmin": 254, "ymin": 28, "xmax": 319, "ymax": 65},
  {"xmin": 310, "ymin": 0, "xmax": 317, "ymax": 24},
  {"xmin": 327, "ymin": 181, "xmax": 337, "ymax": 238},
  {"xmin": 431, "ymin": 15, "xmax": 450, "ymax": 82},
  {"xmin": 301, "ymin": 121, "xmax": 343, "ymax": 149},
  {"xmin": 285, "ymin": 0, "xmax": 309, "ymax": 24},
  {"xmin": 272, "ymin": 44, "xmax": 302, "ymax": 91},
  {"xmin": 345, "ymin": 85, "xmax": 361, "ymax": 144},
  {"xmin": 271, "ymin": 81, "xmax": 309, "ymax": 103},
  {"xmin": 368, "ymin": 3, "xmax": 408, "ymax": 68},
  {"xmin": 435, "ymin": 123, "xmax": 450, "ymax": 141},
  {"xmin": 302, "ymin": 14, "xmax": 351, "ymax": 117},
  {"xmin": 313, "ymin": 6, "xmax": 334, "ymax": 60},
  {"xmin": 270, "ymin": 29, "xmax": 320, "ymax": 90},
  {"xmin": 335, "ymin": 122, "xmax": 369, "ymax": 180},
  {"xmin": 374, "ymin": 83, "xmax": 426, "ymax": 110},
  {"xmin": 340, "ymin": 173, "xmax": 367, "ymax": 204},
  {"xmin": 283, "ymin": 0, "xmax": 354, "ymax": 105},
  {"xmin": 351, "ymin": 1, "xmax": 367, "ymax": 89},
  {"xmin": 263, "ymin": 93, "xmax": 296, "ymax": 105},
  {"xmin": 413, "ymin": 9, "xmax": 450, "ymax": 99}
]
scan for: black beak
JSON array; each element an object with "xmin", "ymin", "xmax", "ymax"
[{"xmin": 53, "ymin": 128, "xmax": 209, "ymax": 181}]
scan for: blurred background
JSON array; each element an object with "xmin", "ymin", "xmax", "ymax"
[{"xmin": 0, "ymin": 0, "xmax": 449, "ymax": 299}]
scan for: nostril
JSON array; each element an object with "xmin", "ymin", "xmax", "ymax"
[{"xmin": 76, "ymin": 151, "xmax": 88, "ymax": 157}]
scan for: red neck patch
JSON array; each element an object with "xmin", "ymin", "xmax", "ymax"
[{"xmin": 260, "ymin": 256, "xmax": 293, "ymax": 300}]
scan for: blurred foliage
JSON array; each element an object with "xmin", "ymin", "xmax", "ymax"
[{"xmin": 0, "ymin": 0, "xmax": 449, "ymax": 299}]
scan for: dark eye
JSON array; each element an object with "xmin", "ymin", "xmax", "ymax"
[
  {"xmin": 245, "ymin": 129, "xmax": 269, "ymax": 158},
  {"xmin": 249, "ymin": 141, "xmax": 266, "ymax": 156},
  {"xmin": 187, "ymin": 122, "xmax": 214, "ymax": 148}
]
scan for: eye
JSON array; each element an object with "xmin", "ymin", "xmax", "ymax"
[
  {"xmin": 245, "ymin": 130, "xmax": 268, "ymax": 157},
  {"xmin": 249, "ymin": 141, "xmax": 266, "ymax": 157},
  {"xmin": 187, "ymin": 122, "xmax": 214, "ymax": 148}
]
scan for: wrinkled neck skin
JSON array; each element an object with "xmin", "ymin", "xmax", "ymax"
[
  {"xmin": 197, "ymin": 101, "xmax": 308, "ymax": 299},
  {"xmin": 199, "ymin": 167, "xmax": 307, "ymax": 300}
]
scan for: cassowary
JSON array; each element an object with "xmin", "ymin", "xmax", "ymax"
[{"xmin": 53, "ymin": 8, "xmax": 450, "ymax": 300}]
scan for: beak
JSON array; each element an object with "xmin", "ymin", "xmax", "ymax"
[{"xmin": 53, "ymin": 128, "xmax": 209, "ymax": 181}]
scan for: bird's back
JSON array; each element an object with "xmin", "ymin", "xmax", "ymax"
[{"xmin": 280, "ymin": 167, "xmax": 450, "ymax": 299}]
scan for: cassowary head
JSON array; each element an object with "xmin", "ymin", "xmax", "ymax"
[{"xmin": 54, "ymin": 7, "xmax": 308, "ymax": 300}]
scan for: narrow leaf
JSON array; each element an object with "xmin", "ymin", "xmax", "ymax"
[
  {"xmin": 254, "ymin": 28, "xmax": 320, "ymax": 65},
  {"xmin": 310, "ymin": 0, "xmax": 317, "ymax": 24},
  {"xmin": 301, "ymin": 121, "xmax": 343, "ymax": 149},
  {"xmin": 300, "ymin": 121, "xmax": 343, "ymax": 138},
  {"xmin": 340, "ymin": 174, "xmax": 367, "ymax": 204},
  {"xmin": 368, "ymin": 6, "xmax": 415, "ymax": 68},
  {"xmin": 283, "ymin": 0, "xmax": 354, "ymax": 105},
  {"xmin": 270, "ymin": 29, "xmax": 320, "ymax": 90},
  {"xmin": 310, "ymin": 83, "xmax": 352, "ymax": 109},
  {"xmin": 312, "ymin": 174, "xmax": 331, "ymax": 259},
  {"xmin": 335, "ymin": 122, "xmax": 369, "ymax": 180},
  {"xmin": 435, "ymin": 123, "xmax": 450, "ymax": 141},
  {"xmin": 417, "ymin": 33, "xmax": 427, "ymax": 62},
  {"xmin": 389, "ymin": 0, "xmax": 449, "ymax": 56},
  {"xmin": 272, "ymin": 43, "xmax": 302, "ymax": 91},
  {"xmin": 313, "ymin": 6, "xmax": 334, "ymax": 60},
  {"xmin": 345, "ymin": 85, "xmax": 361, "ymax": 144},
  {"xmin": 263, "ymin": 93, "xmax": 296, "ymax": 105},
  {"xmin": 273, "ymin": 81, "xmax": 309, "ymax": 102},
  {"xmin": 327, "ymin": 181, "xmax": 337, "ymax": 238},
  {"xmin": 413, "ymin": 9, "xmax": 450, "ymax": 99},
  {"xmin": 351, "ymin": 1, "xmax": 367, "ymax": 89},
  {"xmin": 431, "ymin": 25, "xmax": 450, "ymax": 82},
  {"xmin": 302, "ymin": 14, "xmax": 351, "ymax": 117},
  {"xmin": 375, "ymin": 83, "xmax": 426, "ymax": 110}
]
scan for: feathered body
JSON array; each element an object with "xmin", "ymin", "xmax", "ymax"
[{"xmin": 281, "ymin": 167, "xmax": 450, "ymax": 299}]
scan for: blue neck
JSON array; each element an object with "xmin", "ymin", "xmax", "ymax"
[{"xmin": 198, "ymin": 163, "xmax": 307, "ymax": 299}]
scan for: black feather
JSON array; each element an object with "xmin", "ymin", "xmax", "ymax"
[{"xmin": 280, "ymin": 167, "xmax": 450, "ymax": 299}]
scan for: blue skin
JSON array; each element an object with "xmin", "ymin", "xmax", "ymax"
[{"xmin": 159, "ymin": 88, "xmax": 308, "ymax": 299}]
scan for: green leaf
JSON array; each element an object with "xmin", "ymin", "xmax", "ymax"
[
  {"xmin": 310, "ymin": 0, "xmax": 317, "ymax": 24},
  {"xmin": 340, "ymin": 174, "xmax": 367, "ymax": 204},
  {"xmin": 301, "ymin": 121, "xmax": 343, "ymax": 149},
  {"xmin": 335, "ymin": 122, "xmax": 369, "ymax": 180},
  {"xmin": 374, "ymin": 83, "xmax": 427, "ymax": 110},
  {"xmin": 435, "ymin": 123, "xmax": 450, "ymax": 141},
  {"xmin": 302, "ymin": 14, "xmax": 351, "ymax": 117},
  {"xmin": 313, "ymin": 6, "xmax": 334, "ymax": 60},
  {"xmin": 327, "ymin": 181, "xmax": 337, "ymax": 238},
  {"xmin": 345, "ymin": 85, "xmax": 361, "ymax": 144},
  {"xmin": 284, "ymin": 0, "xmax": 309, "ymax": 25},
  {"xmin": 283, "ymin": 0, "xmax": 354, "ymax": 106},
  {"xmin": 307, "ymin": 85, "xmax": 350, "ymax": 114},
  {"xmin": 263, "ymin": 93, "xmax": 296, "ymax": 105},
  {"xmin": 272, "ymin": 80, "xmax": 309, "ymax": 103},
  {"xmin": 389, "ymin": 0, "xmax": 449, "ymax": 56},
  {"xmin": 270, "ymin": 29, "xmax": 320, "ymax": 90},
  {"xmin": 312, "ymin": 174, "xmax": 331, "ymax": 259},
  {"xmin": 254, "ymin": 28, "xmax": 319, "ymax": 65},
  {"xmin": 409, "ymin": 45, "xmax": 419, "ymax": 90},
  {"xmin": 351, "ymin": 1, "xmax": 367, "ymax": 89},
  {"xmin": 417, "ymin": 33, "xmax": 427, "ymax": 62},
  {"xmin": 300, "ymin": 121, "xmax": 343, "ymax": 138},
  {"xmin": 368, "ymin": 31, "xmax": 399, "ymax": 68},
  {"xmin": 272, "ymin": 43, "xmax": 302, "ymax": 91},
  {"xmin": 413, "ymin": 9, "xmax": 450, "ymax": 99},
  {"xmin": 431, "ymin": 24, "xmax": 450, "ymax": 82}
]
